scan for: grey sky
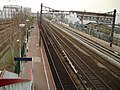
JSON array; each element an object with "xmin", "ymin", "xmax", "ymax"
[
  {"xmin": 0, "ymin": 0, "xmax": 120, "ymax": 13},
  {"xmin": 1, "ymin": 0, "xmax": 120, "ymax": 23}
]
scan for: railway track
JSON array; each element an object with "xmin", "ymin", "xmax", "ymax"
[
  {"xmin": 57, "ymin": 24, "xmax": 120, "ymax": 62},
  {"xmin": 0, "ymin": 21, "xmax": 13, "ymax": 31},
  {"xmin": 46, "ymin": 20, "xmax": 120, "ymax": 77},
  {"xmin": 0, "ymin": 21, "xmax": 12, "ymax": 25},
  {"xmin": 41, "ymin": 22, "xmax": 78, "ymax": 90},
  {"xmin": 43, "ymin": 20, "xmax": 112, "ymax": 90}
]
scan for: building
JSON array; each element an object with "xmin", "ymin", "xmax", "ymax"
[
  {"xmin": 22, "ymin": 7, "xmax": 31, "ymax": 16},
  {"xmin": 0, "ymin": 5, "xmax": 31, "ymax": 19},
  {"xmin": 71, "ymin": 11, "xmax": 113, "ymax": 24},
  {"xmin": 3, "ymin": 5, "xmax": 21, "ymax": 18}
]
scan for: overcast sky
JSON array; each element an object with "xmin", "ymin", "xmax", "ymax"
[
  {"xmin": 0, "ymin": 0, "xmax": 120, "ymax": 13},
  {"xmin": 0, "ymin": 0, "xmax": 120, "ymax": 23}
]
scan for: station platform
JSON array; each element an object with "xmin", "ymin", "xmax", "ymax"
[{"xmin": 21, "ymin": 21, "xmax": 56, "ymax": 90}]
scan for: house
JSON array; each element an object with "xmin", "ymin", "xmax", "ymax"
[{"xmin": 74, "ymin": 21, "xmax": 82, "ymax": 29}]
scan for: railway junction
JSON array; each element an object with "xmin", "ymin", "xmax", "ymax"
[
  {"xmin": 0, "ymin": 4, "xmax": 120, "ymax": 90},
  {"xmin": 39, "ymin": 18, "xmax": 120, "ymax": 90}
]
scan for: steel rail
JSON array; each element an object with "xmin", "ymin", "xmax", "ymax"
[
  {"xmin": 47, "ymin": 21, "xmax": 120, "ymax": 76},
  {"xmin": 41, "ymin": 25, "xmax": 64, "ymax": 90},
  {"xmin": 59, "ymin": 25, "xmax": 120, "ymax": 62},
  {"xmin": 42, "ymin": 21, "xmax": 78, "ymax": 90},
  {"xmin": 46, "ymin": 23, "xmax": 112, "ymax": 90}
]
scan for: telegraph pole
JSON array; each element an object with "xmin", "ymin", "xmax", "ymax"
[
  {"xmin": 110, "ymin": 9, "xmax": 116, "ymax": 47},
  {"xmin": 39, "ymin": 3, "xmax": 43, "ymax": 46}
]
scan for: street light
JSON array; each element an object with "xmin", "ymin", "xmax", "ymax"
[
  {"xmin": 26, "ymin": 19, "xmax": 29, "ymax": 22},
  {"xmin": 16, "ymin": 39, "xmax": 20, "ymax": 57},
  {"xmin": 14, "ymin": 23, "xmax": 25, "ymax": 75},
  {"xmin": 19, "ymin": 23, "xmax": 25, "ymax": 57},
  {"xmin": 26, "ymin": 19, "xmax": 29, "ymax": 42}
]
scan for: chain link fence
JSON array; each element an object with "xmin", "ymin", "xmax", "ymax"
[{"xmin": 76, "ymin": 27, "xmax": 120, "ymax": 46}]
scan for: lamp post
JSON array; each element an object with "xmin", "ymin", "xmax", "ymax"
[
  {"xmin": 14, "ymin": 39, "xmax": 21, "ymax": 75},
  {"xmin": 14, "ymin": 23, "xmax": 25, "ymax": 76},
  {"xmin": 16, "ymin": 39, "xmax": 20, "ymax": 57},
  {"xmin": 19, "ymin": 24, "xmax": 25, "ymax": 57},
  {"xmin": 26, "ymin": 19, "xmax": 29, "ymax": 42}
]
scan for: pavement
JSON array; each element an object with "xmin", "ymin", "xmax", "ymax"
[{"xmin": 21, "ymin": 21, "xmax": 56, "ymax": 90}]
